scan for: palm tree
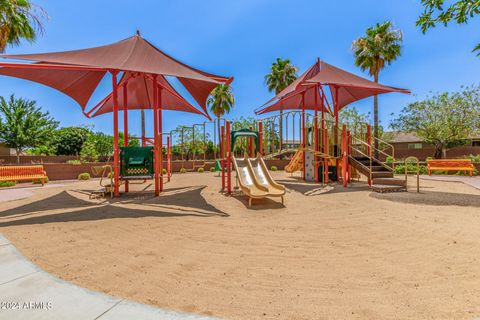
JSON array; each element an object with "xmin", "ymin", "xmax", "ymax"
[
  {"xmin": 207, "ymin": 84, "xmax": 234, "ymax": 158},
  {"xmin": 0, "ymin": 0, "xmax": 47, "ymax": 53},
  {"xmin": 265, "ymin": 58, "xmax": 297, "ymax": 150},
  {"xmin": 352, "ymin": 21, "xmax": 402, "ymax": 154}
]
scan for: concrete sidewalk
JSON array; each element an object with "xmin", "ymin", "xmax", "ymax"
[{"xmin": 0, "ymin": 235, "xmax": 218, "ymax": 320}]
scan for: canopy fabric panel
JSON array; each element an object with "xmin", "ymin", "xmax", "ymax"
[
  {"xmin": 256, "ymin": 85, "xmax": 329, "ymax": 115},
  {"xmin": 0, "ymin": 63, "xmax": 106, "ymax": 108},
  {"xmin": 256, "ymin": 59, "xmax": 409, "ymax": 115},
  {"xmin": 0, "ymin": 34, "xmax": 232, "ymax": 114},
  {"xmin": 91, "ymin": 72, "xmax": 206, "ymax": 118}
]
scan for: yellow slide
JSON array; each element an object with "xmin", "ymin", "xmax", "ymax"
[
  {"xmin": 285, "ymin": 148, "xmax": 303, "ymax": 173},
  {"xmin": 249, "ymin": 154, "xmax": 285, "ymax": 203},
  {"xmin": 232, "ymin": 154, "xmax": 285, "ymax": 206}
]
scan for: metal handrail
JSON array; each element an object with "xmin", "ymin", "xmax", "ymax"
[{"xmin": 404, "ymin": 156, "xmax": 420, "ymax": 193}]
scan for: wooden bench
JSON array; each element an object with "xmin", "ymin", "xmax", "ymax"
[
  {"xmin": 427, "ymin": 159, "xmax": 475, "ymax": 177},
  {"xmin": 0, "ymin": 165, "xmax": 47, "ymax": 186}
]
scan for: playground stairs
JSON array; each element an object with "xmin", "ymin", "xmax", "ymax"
[{"xmin": 349, "ymin": 155, "xmax": 406, "ymax": 193}]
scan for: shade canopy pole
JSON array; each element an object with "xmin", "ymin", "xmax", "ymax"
[
  {"xmin": 152, "ymin": 75, "xmax": 160, "ymax": 196},
  {"xmin": 123, "ymin": 83, "xmax": 129, "ymax": 193},
  {"xmin": 301, "ymin": 92, "xmax": 306, "ymax": 180},
  {"xmin": 111, "ymin": 70, "xmax": 120, "ymax": 197},
  {"xmin": 314, "ymin": 85, "xmax": 319, "ymax": 183},
  {"xmin": 158, "ymin": 85, "xmax": 163, "ymax": 193}
]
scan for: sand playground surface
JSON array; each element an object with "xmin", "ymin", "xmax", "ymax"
[{"xmin": 1, "ymin": 172, "xmax": 480, "ymax": 320}]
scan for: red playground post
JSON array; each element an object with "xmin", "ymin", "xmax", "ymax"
[
  {"xmin": 221, "ymin": 125, "xmax": 225, "ymax": 192},
  {"xmin": 226, "ymin": 121, "xmax": 232, "ymax": 194},
  {"xmin": 152, "ymin": 76, "xmax": 160, "ymax": 196},
  {"xmin": 167, "ymin": 135, "xmax": 171, "ymax": 182},
  {"xmin": 323, "ymin": 127, "xmax": 329, "ymax": 184},
  {"xmin": 158, "ymin": 85, "xmax": 163, "ymax": 193},
  {"xmin": 123, "ymin": 82, "xmax": 129, "ymax": 193},
  {"xmin": 342, "ymin": 124, "xmax": 347, "ymax": 187},
  {"xmin": 249, "ymin": 126, "xmax": 254, "ymax": 157},
  {"xmin": 347, "ymin": 130, "xmax": 351, "ymax": 183},
  {"xmin": 367, "ymin": 124, "xmax": 372, "ymax": 186},
  {"xmin": 111, "ymin": 71, "xmax": 120, "ymax": 197},
  {"xmin": 258, "ymin": 121, "xmax": 263, "ymax": 155}
]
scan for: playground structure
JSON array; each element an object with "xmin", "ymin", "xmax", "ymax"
[
  {"xmin": 0, "ymin": 33, "xmax": 232, "ymax": 197},
  {"xmin": 250, "ymin": 58, "xmax": 411, "ymax": 193}
]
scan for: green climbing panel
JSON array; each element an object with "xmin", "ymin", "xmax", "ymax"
[{"xmin": 120, "ymin": 146, "xmax": 154, "ymax": 179}]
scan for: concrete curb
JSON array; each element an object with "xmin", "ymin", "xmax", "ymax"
[{"xmin": 0, "ymin": 234, "xmax": 218, "ymax": 320}]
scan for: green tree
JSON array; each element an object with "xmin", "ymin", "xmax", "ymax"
[
  {"xmin": 417, "ymin": 0, "xmax": 480, "ymax": 55},
  {"xmin": 352, "ymin": 21, "xmax": 403, "ymax": 154},
  {"xmin": 339, "ymin": 106, "xmax": 371, "ymax": 137},
  {"xmin": 80, "ymin": 131, "xmax": 139, "ymax": 161},
  {"xmin": 265, "ymin": 58, "xmax": 298, "ymax": 149},
  {"xmin": 390, "ymin": 85, "xmax": 480, "ymax": 159},
  {"xmin": 53, "ymin": 126, "xmax": 91, "ymax": 155},
  {"xmin": 0, "ymin": 0, "xmax": 47, "ymax": 53},
  {"xmin": 0, "ymin": 94, "xmax": 58, "ymax": 163},
  {"xmin": 207, "ymin": 84, "xmax": 234, "ymax": 157}
]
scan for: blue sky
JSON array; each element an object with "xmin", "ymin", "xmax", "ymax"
[{"xmin": 1, "ymin": 0, "xmax": 480, "ymax": 137}]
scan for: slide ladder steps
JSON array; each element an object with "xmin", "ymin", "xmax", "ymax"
[{"xmin": 349, "ymin": 155, "xmax": 407, "ymax": 193}]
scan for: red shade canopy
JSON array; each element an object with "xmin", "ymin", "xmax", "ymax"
[
  {"xmin": 0, "ymin": 34, "xmax": 232, "ymax": 116},
  {"xmin": 256, "ymin": 59, "xmax": 409, "ymax": 115},
  {"xmin": 90, "ymin": 72, "xmax": 207, "ymax": 118}
]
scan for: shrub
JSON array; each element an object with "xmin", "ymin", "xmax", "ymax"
[
  {"xmin": 66, "ymin": 159, "xmax": 81, "ymax": 165},
  {"xmin": 270, "ymin": 165, "xmax": 278, "ymax": 171},
  {"xmin": 464, "ymin": 154, "xmax": 480, "ymax": 163},
  {"xmin": 78, "ymin": 172, "xmax": 91, "ymax": 180},
  {"xmin": 394, "ymin": 164, "xmax": 428, "ymax": 175},
  {"xmin": 386, "ymin": 156, "xmax": 394, "ymax": 164},
  {"xmin": 162, "ymin": 168, "xmax": 167, "ymax": 175},
  {"xmin": 0, "ymin": 181, "xmax": 16, "ymax": 187},
  {"xmin": 179, "ymin": 168, "xmax": 187, "ymax": 174},
  {"xmin": 455, "ymin": 167, "xmax": 479, "ymax": 176},
  {"xmin": 197, "ymin": 167, "xmax": 204, "ymax": 173},
  {"xmin": 210, "ymin": 167, "xmax": 215, "ymax": 172},
  {"xmin": 33, "ymin": 176, "xmax": 49, "ymax": 184}
]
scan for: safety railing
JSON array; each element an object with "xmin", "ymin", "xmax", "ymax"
[
  {"xmin": 374, "ymin": 136, "xmax": 395, "ymax": 170},
  {"xmin": 349, "ymin": 135, "xmax": 373, "ymax": 182},
  {"xmin": 404, "ymin": 156, "xmax": 420, "ymax": 193}
]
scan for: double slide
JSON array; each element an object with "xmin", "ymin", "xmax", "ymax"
[{"xmin": 232, "ymin": 154, "xmax": 285, "ymax": 206}]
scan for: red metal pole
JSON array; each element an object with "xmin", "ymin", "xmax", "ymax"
[
  {"xmin": 158, "ymin": 86, "xmax": 163, "ymax": 193},
  {"xmin": 334, "ymin": 86, "xmax": 340, "ymax": 178},
  {"xmin": 258, "ymin": 121, "xmax": 263, "ymax": 155},
  {"xmin": 314, "ymin": 85, "xmax": 319, "ymax": 183},
  {"xmin": 367, "ymin": 125, "xmax": 372, "ymax": 156},
  {"xmin": 323, "ymin": 128, "xmax": 329, "ymax": 184},
  {"xmin": 347, "ymin": 130, "xmax": 351, "ymax": 183},
  {"xmin": 301, "ymin": 92, "xmax": 306, "ymax": 180},
  {"xmin": 367, "ymin": 124, "xmax": 372, "ymax": 186},
  {"xmin": 111, "ymin": 71, "xmax": 120, "ymax": 197},
  {"xmin": 152, "ymin": 76, "xmax": 159, "ymax": 196},
  {"xmin": 123, "ymin": 83, "xmax": 129, "ymax": 193},
  {"xmin": 167, "ymin": 135, "xmax": 171, "ymax": 182},
  {"xmin": 342, "ymin": 124, "xmax": 347, "ymax": 187},
  {"xmin": 221, "ymin": 125, "xmax": 225, "ymax": 191},
  {"xmin": 226, "ymin": 121, "xmax": 231, "ymax": 194},
  {"xmin": 249, "ymin": 126, "xmax": 253, "ymax": 157}
]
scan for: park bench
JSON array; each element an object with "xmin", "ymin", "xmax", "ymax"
[
  {"xmin": 427, "ymin": 159, "xmax": 475, "ymax": 177},
  {"xmin": 0, "ymin": 165, "xmax": 47, "ymax": 186}
]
